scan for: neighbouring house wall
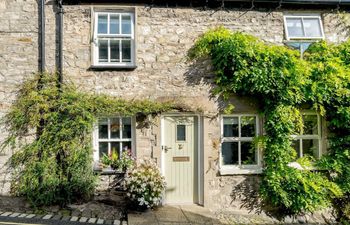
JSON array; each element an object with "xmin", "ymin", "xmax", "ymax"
[
  {"xmin": 0, "ymin": 0, "xmax": 349, "ymax": 211},
  {"xmin": 0, "ymin": 0, "xmax": 39, "ymax": 195}
]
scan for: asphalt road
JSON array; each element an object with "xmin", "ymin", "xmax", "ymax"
[{"xmin": 0, "ymin": 216, "xmax": 90, "ymax": 225}]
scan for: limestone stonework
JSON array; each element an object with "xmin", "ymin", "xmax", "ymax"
[{"xmin": 0, "ymin": 0, "xmax": 349, "ymax": 213}]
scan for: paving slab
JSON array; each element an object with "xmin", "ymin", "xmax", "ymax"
[
  {"xmin": 80, "ymin": 217, "xmax": 88, "ymax": 222},
  {"xmin": 153, "ymin": 206, "xmax": 188, "ymax": 223},
  {"xmin": 1, "ymin": 212, "xmax": 12, "ymax": 216},
  {"xmin": 43, "ymin": 214, "xmax": 53, "ymax": 220},
  {"xmin": 97, "ymin": 218, "xmax": 104, "ymax": 224},
  {"xmin": 25, "ymin": 214, "xmax": 36, "ymax": 218},
  {"xmin": 113, "ymin": 219, "xmax": 121, "ymax": 225},
  {"xmin": 9, "ymin": 212, "xmax": 20, "ymax": 217},
  {"xmin": 128, "ymin": 211, "xmax": 158, "ymax": 225},
  {"xmin": 88, "ymin": 217, "xmax": 97, "ymax": 223},
  {"xmin": 18, "ymin": 213, "xmax": 27, "ymax": 218},
  {"xmin": 70, "ymin": 216, "xmax": 79, "ymax": 221}
]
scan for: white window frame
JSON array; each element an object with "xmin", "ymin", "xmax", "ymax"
[
  {"xmin": 93, "ymin": 10, "xmax": 135, "ymax": 67},
  {"xmin": 93, "ymin": 117, "xmax": 136, "ymax": 162},
  {"xmin": 220, "ymin": 114, "xmax": 262, "ymax": 175},
  {"xmin": 291, "ymin": 112, "xmax": 322, "ymax": 159},
  {"xmin": 284, "ymin": 14, "xmax": 325, "ymax": 40}
]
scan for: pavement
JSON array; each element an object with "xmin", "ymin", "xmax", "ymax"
[
  {"xmin": 127, "ymin": 205, "xmax": 339, "ymax": 225},
  {"xmin": 128, "ymin": 205, "xmax": 223, "ymax": 225}
]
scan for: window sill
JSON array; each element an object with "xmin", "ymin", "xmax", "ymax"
[
  {"xmin": 89, "ymin": 65, "xmax": 137, "ymax": 71},
  {"xmin": 287, "ymin": 162, "xmax": 323, "ymax": 171},
  {"xmin": 93, "ymin": 167, "xmax": 125, "ymax": 175},
  {"xmin": 220, "ymin": 167, "xmax": 262, "ymax": 175}
]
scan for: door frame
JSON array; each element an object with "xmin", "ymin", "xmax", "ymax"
[{"xmin": 160, "ymin": 113, "xmax": 203, "ymax": 205}]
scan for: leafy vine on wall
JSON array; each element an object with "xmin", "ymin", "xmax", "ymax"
[
  {"xmin": 1, "ymin": 72, "xmax": 175, "ymax": 206},
  {"xmin": 189, "ymin": 27, "xmax": 350, "ymax": 218}
]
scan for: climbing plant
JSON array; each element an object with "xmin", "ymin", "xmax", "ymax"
[
  {"xmin": 1, "ymin": 72, "xmax": 174, "ymax": 207},
  {"xmin": 189, "ymin": 27, "xmax": 350, "ymax": 216}
]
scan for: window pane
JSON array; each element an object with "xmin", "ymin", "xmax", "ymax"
[
  {"xmin": 110, "ymin": 40, "xmax": 120, "ymax": 62},
  {"xmin": 285, "ymin": 42, "xmax": 312, "ymax": 54},
  {"xmin": 241, "ymin": 116, "xmax": 256, "ymax": 137},
  {"xmin": 98, "ymin": 15, "xmax": 108, "ymax": 34},
  {"xmin": 292, "ymin": 139, "xmax": 301, "ymax": 158},
  {"xmin": 121, "ymin": 15, "xmax": 132, "ymax": 34},
  {"xmin": 286, "ymin": 18, "xmax": 304, "ymax": 37},
  {"xmin": 241, "ymin": 142, "xmax": 257, "ymax": 165},
  {"xmin": 223, "ymin": 117, "xmax": 239, "ymax": 137},
  {"xmin": 303, "ymin": 115, "xmax": 318, "ymax": 135},
  {"xmin": 221, "ymin": 142, "xmax": 238, "ymax": 165},
  {"xmin": 98, "ymin": 40, "xmax": 108, "ymax": 63},
  {"xmin": 302, "ymin": 139, "xmax": 319, "ymax": 158},
  {"xmin": 122, "ymin": 142, "xmax": 132, "ymax": 152},
  {"xmin": 176, "ymin": 125, "xmax": 186, "ymax": 141},
  {"xmin": 110, "ymin": 118, "xmax": 120, "ymax": 139},
  {"xmin": 111, "ymin": 142, "xmax": 120, "ymax": 156},
  {"xmin": 122, "ymin": 117, "xmax": 132, "ymax": 139},
  {"xmin": 121, "ymin": 40, "xmax": 131, "ymax": 62},
  {"xmin": 98, "ymin": 118, "xmax": 108, "ymax": 139},
  {"xmin": 99, "ymin": 142, "xmax": 108, "ymax": 159},
  {"xmin": 110, "ymin": 15, "xmax": 120, "ymax": 34},
  {"xmin": 303, "ymin": 18, "xmax": 322, "ymax": 37}
]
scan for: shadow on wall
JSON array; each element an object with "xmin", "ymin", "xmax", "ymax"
[
  {"xmin": 183, "ymin": 58, "xmax": 230, "ymax": 114},
  {"xmin": 229, "ymin": 176, "xmax": 337, "ymax": 224}
]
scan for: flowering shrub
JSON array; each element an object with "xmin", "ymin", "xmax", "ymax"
[
  {"xmin": 117, "ymin": 150, "xmax": 135, "ymax": 172},
  {"xmin": 124, "ymin": 158, "xmax": 166, "ymax": 209}
]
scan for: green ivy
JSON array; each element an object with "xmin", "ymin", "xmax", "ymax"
[
  {"xmin": 190, "ymin": 27, "xmax": 350, "ymax": 216},
  {"xmin": 1, "ymin": 72, "xmax": 174, "ymax": 207}
]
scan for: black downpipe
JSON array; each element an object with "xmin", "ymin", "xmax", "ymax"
[
  {"xmin": 57, "ymin": 0, "xmax": 63, "ymax": 89},
  {"xmin": 39, "ymin": 0, "xmax": 45, "ymax": 73}
]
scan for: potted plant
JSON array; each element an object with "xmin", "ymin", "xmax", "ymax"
[{"xmin": 124, "ymin": 158, "xmax": 166, "ymax": 211}]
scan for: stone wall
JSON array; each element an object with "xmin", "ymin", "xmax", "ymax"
[
  {"xmin": 0, "ymin": 0, "xmax": 349, "ymax": 212},
  {"xmin": 0, "ymin": 0, "xmax": 39, "ymax": 195}
]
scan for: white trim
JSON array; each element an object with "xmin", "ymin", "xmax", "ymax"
[
  {"xmin": 291, "ymin": 112, "xmax": 322, "ymax": 159},
  {"xmin": 160, "ymin": 113, "xmax": 202, "ymax": 205},
  {"xmin": 220, "ymin": 114, "xmax": 262, "ymax": 175},
  {"xmin": 283, "ymin": 14, "xmax": 325, "ymax": 41},
  {"xmin": 92, "ymin": 10, "xmax": 135, "ymax": 67},
  {"xmin": 92, "ymin": 116, "xmax": 136, "ymax": 162}
]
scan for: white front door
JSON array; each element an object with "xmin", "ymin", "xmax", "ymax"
[{"xmin": 163, "ymin": 116, "xmax": 197, "ymax": 204}]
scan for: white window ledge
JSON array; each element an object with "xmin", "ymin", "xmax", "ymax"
[
  {"xmin": 90, "ymin": 65, "xmax": 137, "ymax": 70},
  {"xmin": 220, "ymin": 167, "xmax": 263, "ymax": 175}
]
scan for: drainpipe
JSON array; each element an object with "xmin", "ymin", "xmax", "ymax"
[
  {"xmin": 39, "ymin": 0, "xmax": 45, "ymax": 73},
  {"xmin": 57, "ymin": 0, "xmax": 63, "ymax": 88}
]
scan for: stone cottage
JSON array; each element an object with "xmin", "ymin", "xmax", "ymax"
[{"xmin": 0, "ymin": 0, "xmax": 349, "ymax": 212}]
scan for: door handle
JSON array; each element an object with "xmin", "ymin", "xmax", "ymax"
[{"xmin": 162, "ymin": 145, "xmax": 172, "ymax": 152}]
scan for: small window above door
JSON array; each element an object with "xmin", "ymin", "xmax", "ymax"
[{"xmin": 284, "ymin": 15, "xmax": 324, "ymax": 40}]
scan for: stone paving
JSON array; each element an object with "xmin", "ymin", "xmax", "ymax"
[{"xmin": 127, "ymin": 205, "xmax": 339, "ymax": 225}]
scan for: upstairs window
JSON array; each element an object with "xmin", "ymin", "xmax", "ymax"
[
  {"xmin": 93, "ymin": 11, "xmax": 135, "ymax": 67},
  {"xmin": 291, "ymin": 113, "xmax": 322, "ymax": 159},
  {"xmin": 284, "ymin": 15, "xmax": 324, "ymax": 40}
]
